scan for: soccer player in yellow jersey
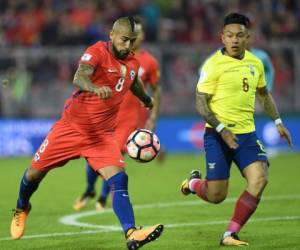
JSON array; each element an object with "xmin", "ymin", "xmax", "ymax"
[{"xmin": 181, "ymin": 13, "xmax": 292, "ymax": 246}]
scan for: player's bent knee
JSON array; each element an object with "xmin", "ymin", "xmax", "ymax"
[
  {"xmin": 26, "ymin": 167, "xmax": 48, "ymax": 182},
  {"xmin": 207, "ymin": 192, "xmax": 227, "ymax": 204}
]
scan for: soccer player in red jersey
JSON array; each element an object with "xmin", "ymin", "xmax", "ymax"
[
  {"xmin": 10, "ymin": 17, "xmax": 163, "ymax": 250},
  {"xmin": 73, "ymin": 18, "xmax": 161, "ymax": 211}
]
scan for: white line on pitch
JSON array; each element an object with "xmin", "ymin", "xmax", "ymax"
[
  {"xmin": 59, "ymin": 194, "xmax": 300, "ymax": 229},
  {"xmin": 1, "ymin": 215, "xmax": 300, "ymax": 241},
  {"xmin": 1, "ymin": 194, "xmax": 300, "ymax": 241}
]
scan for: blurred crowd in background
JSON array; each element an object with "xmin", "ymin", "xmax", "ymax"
[
  {"xmin": 0, "ymin": 0, "xmax": 299, "ymax": 117},
  {"xmin": 1, "ymin": 0, "xmax": 300, "ymax": 46}
]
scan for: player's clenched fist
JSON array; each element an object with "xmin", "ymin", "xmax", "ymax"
[
  {"xmin": 220, "ymin": 128, "xmax": 239, "ymax": 149},
  {"xmin": 93, "ymin": 86, "xmax": 112, "ymax": 99}
]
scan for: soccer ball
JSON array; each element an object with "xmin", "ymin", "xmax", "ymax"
[{"xmin": 126, "ymin": 129, "xmax": 160, "ymax": 162}]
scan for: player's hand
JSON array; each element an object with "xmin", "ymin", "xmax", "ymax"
[
  {"xmin": 276, "ymin": 123, "xmax": 293, "ymax": 147},
  {"xmin": 93, "ymin": 86, "xmax": 112, "ymax": 99},
  {"xmin": 220, "ymin": 128, "xmax": 239, "ymax": 149}
]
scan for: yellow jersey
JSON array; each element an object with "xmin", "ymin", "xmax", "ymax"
[{"xmin": 197, "ymin": 49, "xmax": 266, "ymax": 134}]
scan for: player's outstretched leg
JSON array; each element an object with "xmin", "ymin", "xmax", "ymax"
[
  {"xmin": 11, "ymin": 168, "xmax": 45, "ymax": 240},
  {"xmin": 96, "ymin": 180, "xmax": 110, "ymax": 211},
  {"xmin": 106, "ymin": 171, "xmax": 164, "ymax": 249},
  {"xmin": 73, "ymin": 164, "xmax": 98, "ymax": 211}
]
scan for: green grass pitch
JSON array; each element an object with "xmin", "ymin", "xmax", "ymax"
[{"xmin": 0, "ymin": 153, "xmax": 300, "ymax": 249}]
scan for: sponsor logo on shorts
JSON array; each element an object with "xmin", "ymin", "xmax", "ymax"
[
  {"xmin": 258, "ymin": 153, "xmax": 267, "ymax": 156},
  {"xmin": 119, "ymin": 159, "xmax": 124, "ymax": 163},
  {"xmin": 208, "ymin": 163, "xmax": 216, "ymax": 170}
]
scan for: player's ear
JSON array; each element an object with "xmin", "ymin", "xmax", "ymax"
[
  {"xmin": 221, "ymin": 31, "xmax": 225, "ymax": 44},
  {"xmin": 109, "ymin": 30, "xmax": 114, "ymax": 40}
]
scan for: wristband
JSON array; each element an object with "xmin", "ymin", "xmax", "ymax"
[
  {"xmin": 274, "ymin": 118, "xmax": 282, "ymax": 125},
  {"xmin": 216, "ymin": 123, "xmax": 225, "ymax": 133},
  {"xmin": 141, "ymin": 95, "xmax": 152, "ymax": 104}
]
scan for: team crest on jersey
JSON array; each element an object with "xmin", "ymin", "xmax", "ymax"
[
  {"xmin": 249, "ymin": 65, "xmax": 255, "ymax": 76},
  {"xmin": 120, "ymin": 65, "xmax": 127, "ymax": 78},
  {"xmin": 81, "ymin": 53, "xmax": 92, "ymax": 61},
  {"xmin": 130, "ymin": 70, "xmax": 136, "ymax": 80}
]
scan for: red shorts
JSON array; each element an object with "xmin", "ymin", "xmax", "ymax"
[{"xmin": 31, "ymin": 118, "xmax": 124, "ymax": 171}]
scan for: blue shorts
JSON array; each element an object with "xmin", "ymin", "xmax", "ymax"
[{"xmin": 204, "ymin": 129, "xmax": 268, "ymax": 180}]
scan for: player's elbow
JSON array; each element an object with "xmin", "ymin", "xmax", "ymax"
[{"xmin": 195, "ymin": 104, "xmax": 206, "ymax": 118}]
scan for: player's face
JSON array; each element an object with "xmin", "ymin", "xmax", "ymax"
[
  {"xmin": 221, "ymin": 24, "xmax": 249, "ymax": 59},
  {"xmin": 110, "ymin": 28, "xmax": 137, "ymax": 60}
]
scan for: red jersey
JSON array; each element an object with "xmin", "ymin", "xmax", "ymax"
[
  {"xmin": 63, "ymin": 41, "xmax": 140, "ymax": 135},
  {"xmin": 117, "ymin": 49, "xmax": 160, "ymax": 120}
]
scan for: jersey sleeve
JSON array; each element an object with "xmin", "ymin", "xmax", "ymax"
[
  {"xmin": 196, "ymin": 58, "xmax": 218, "ymax": 94},
  {"xmin": 148, "ymin": 57, "xmax": 160, "ymax": 85},
  {"xmin": 257, "ymin": 60, "xmax": 267, "ymax": 88},
  {"xmin": 79, "ymin": 44, "xmax": 102, "ymax": 68}
]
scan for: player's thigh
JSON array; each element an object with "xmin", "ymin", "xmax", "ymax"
[
  {"xmin": 204, "ymin": 130, "xmax": 233, "ymax": 181},
  {"xmin": 31, "ymin": 118, "xmax": 81, "ymax": 171},
  {"xmin": 85, "ymin": 136, "xmax": 125, "ymax": 174},
  {"xmin": 233, "ymin": 132, "xmax": 269, "ymax": 176},
  {"xmin": 243, "ymin": 160, "xmax": 268, "ymax": 182}
]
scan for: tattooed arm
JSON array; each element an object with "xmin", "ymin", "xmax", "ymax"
[
  {"xmin": 130, "ymin": 76, "xmax": 153, "ymax": 109},
  {"xmin": 256, "ymin": 87, "xmax": 280, "ymax": 120},
  {"xmin": 256, "ymin": 86, "xmax": 292, "ymax": 146},
  {"xmin": 73, "ymin": 63, "xmax": 112, "ymax": 99},
  {"xmin": 196, "ymin": 89, "xmax": 239, "ymax": 149},
  {"xmin": 196, "ymin": 90, "xmax": 220, "ymax": 128}
]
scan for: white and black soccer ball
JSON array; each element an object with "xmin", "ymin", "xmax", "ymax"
[{"xmin": 126, "ymin": 129, "xmax": 160, "ymax": 162}]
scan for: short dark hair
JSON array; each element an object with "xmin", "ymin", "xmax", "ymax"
[
  {"xmin": 223, "ymin": 13, "xmax": 251, "ymax": 28},
  {"xmin": 127, "ymin": 16, "xmax": 136, "ymax": 32}
]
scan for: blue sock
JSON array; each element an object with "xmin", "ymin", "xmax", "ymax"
[
  {"xmin": 17, "ymin": 170, "xmax": 39, "ymax": 209},
  {"xmin": 99, "ymin": 180, "xmax": 110, "ymax": 202},
  {"xmin": 86, "ymin": 164, "xmax": 98, "ymax": 194},
  {"xmin": 107, "ymin": 172, "xmax": 135, "ymax": 234}
]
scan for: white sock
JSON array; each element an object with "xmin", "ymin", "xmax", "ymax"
[
  {"xmin": 188, "ymin": 179, "xmax": 198, "ymax": 192},
  {"xmin": 223, "ymin": 231, "xmax": 232, "ymax": 238}
]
